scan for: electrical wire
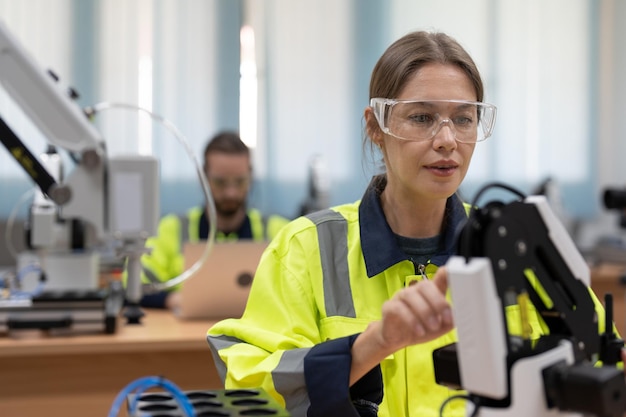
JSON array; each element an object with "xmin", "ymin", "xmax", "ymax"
[
  {"xmin": 466, "ymin": 181, "xmax": 527, "ymax": 221},
  {"xmin": 84, "ymin": 102, "xmax": 217, "ymax": 417},
  {"xmin": 107, "ymin": 375, "xmax": 196, "ymax": 417},
  {"xmin": 438, "ymin": 393, "xmax": 480, "ymax": 417},
  {"xmin": 85, "ymin": 102, "xmax": 217, "ymax": 292},
  {"xmin": 460, "ymin": 182, "xmax": 527, "ymax": 261},
  {"xmin": 6, "ymin": 101, "xmax": 216, "ymax": 293}
]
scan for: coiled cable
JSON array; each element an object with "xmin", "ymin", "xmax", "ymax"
[{"xmin": 107, "ymin": 375, "xmax": 195, "ymax": 417}]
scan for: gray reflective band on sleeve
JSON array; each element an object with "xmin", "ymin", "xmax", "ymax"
[
  {"xmin": 272, "ymin": 347, "xmax": 312, "ymax": 416},
  {"xmin": 206, "ymin": 334, "xmax": 242, "ymax": 383},
  {"xmin": 305, "ymin": 210, "xmax": 355, "ymax": 318},
  {"xmin": 208, "ymin": 334, "xmax": 312, "ymax": 416}
]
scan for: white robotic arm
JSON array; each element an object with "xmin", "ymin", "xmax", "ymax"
[
  {"xmin": 0, "ymin": 19, "xmax": 158, "ymax": 324},
  {"xmin": 434, "ymin": 184, "xmax": 626, "ymax": 417},
  {"xmin": 0, "ymin": 21, "xmax": 103, "ymax": 153}
]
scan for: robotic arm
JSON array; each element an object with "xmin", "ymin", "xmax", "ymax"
[
  {"xmin": 0, "ymin": 20, "xmax": 158, "ymax": 324},
  {"xmin": 434, "ymin": 183, "xmax": 626, "ymax": 417},
  {"xmin": 0, "ymin": 19, "xmax": 106, "ymax": 234}
]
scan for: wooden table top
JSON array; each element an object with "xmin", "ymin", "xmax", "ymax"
[
  {"xmin": 0, "ymin": 309, "xmax": 216, "ymax": 357},
  {"xmin": 1, "ymin": 263, "xmax": 622, "ymax": 357},
  {"xmin": 591, "ymin": 263, "xmax": 626, "ymax": 284}
]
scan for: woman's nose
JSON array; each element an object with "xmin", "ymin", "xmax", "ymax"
[{"xmin": 431, "ymin": 119, "xmax": 458, "ymax": 150}]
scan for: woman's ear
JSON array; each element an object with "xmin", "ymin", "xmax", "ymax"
[{"xmin": 364, "ymin": 107, "xmax": 384, "ymax": 147}]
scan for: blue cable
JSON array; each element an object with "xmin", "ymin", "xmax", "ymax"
[
  {"xmin": 0, "ymin": 266, "xmax": 42, "ymax": 300},
  {"xmin": 107, "ymin": 376, "xmax": 196, "ymax": 417},
  {"xmin": 10, "ymin": 264, "xmax": 45, "ymax": 298},
  {"xmin": 16, "ymin": 263, "xmax": 42, "ymax": 283},
  {"xmin": 0, "ymin": 263, "xmax": 46, "ymax": 300}
]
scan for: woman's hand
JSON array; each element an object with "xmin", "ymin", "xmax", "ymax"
[
  {"xmin": 350, "ymin": 267, "xmax": 454, "ymax": 385},
  {"xmin": 378, "ymin": 267, "xmax": 454, "ymax": 352}
]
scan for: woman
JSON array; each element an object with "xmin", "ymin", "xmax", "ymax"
[{"xmin": 207, "ymin": 31, "xmax": 622, "ymax": 417}]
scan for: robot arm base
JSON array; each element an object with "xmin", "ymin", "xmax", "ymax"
[{"xmin": 543, "ymin": 360, "xmax": 626, "ymax": 417}]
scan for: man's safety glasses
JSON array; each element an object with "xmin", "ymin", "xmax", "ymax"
[
  {"xmin": 207, "ymin": 176, "xmax": 250, "ymax": 191},
  {"xmin": 370, "ymin": 98, "xmax": 497, "ymax": 143}
]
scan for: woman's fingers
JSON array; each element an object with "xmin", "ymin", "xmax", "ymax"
[
  {"xmin": 381, "ymin": 277, "xmax": 453, "ymax": 349},
  {"xmin": 407, "ymin": 279, "xmax": 452, "ymax": 331},
  {"xmin": 432, "ymin": 266, "xmax": 448, "ymax": 295}
]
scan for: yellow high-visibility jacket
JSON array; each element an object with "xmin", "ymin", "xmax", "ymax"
[
  {"xmin": 141, "ymin": 206, "xmax": 289, "ymax": 287},
  {"xmin": 207, "ymin": 176, "xmax": 615, "ymax": 417}
]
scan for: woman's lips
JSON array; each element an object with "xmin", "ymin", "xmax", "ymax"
[{"xmin": 425, "ymin": 163, "xmax": 458, "ymax": 176}]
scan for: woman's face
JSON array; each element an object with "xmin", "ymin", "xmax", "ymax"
[{"xmin": 376, "ymin": 63, "xmax": 478, "ymax": 202}]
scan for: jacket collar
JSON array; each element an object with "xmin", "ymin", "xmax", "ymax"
[{"xmin": 359, "ymin": 175, "xmax": 468, "ymax": 278}]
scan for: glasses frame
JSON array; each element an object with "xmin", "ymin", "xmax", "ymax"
[
  {"xmin": 370, "ymin": 98, "xmax": 497, "ymax": 143},
  {"xmin": 207, "ymin": 175, "xmax": 251, "ymax": 191}
]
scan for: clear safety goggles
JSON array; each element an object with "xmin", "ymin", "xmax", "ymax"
[
  {"xmin": 370, "ymin": 98, "xmax": 497, "ymax": 143},
  {"xmin": 207, "ymin": 176, "xmax": 250, "ymax": 191}
]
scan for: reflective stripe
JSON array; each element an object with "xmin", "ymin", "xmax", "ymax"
[
  {"xmin": 186, "ymin": 206, "xmax": 203, "ymax": 242},
  {"xmin": 306, "ymin": 210, "xmax": 355, "ymax": 318},
  {"xmin": 272, "ymin": 347, "xmax": 311, "ymax": 415},
  {"xmin": 207, "ymin": 334, "xmax": 241, "ymax": 383},
  {"xmin": 208, "ymin": 333, "xmax": 313, "ymax": 415},
  {"xmin": 248, "ymin": 208, "xmax": 266, "ymax": 241}
]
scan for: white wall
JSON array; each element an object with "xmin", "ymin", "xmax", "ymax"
[{"xmin": 0, "ymin": 0, "xmax": 625, "ymax": 250}]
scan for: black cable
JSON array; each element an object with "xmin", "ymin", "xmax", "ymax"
[
  {"xmin": 460, "ymin": 182, "xmax": 527, "ymax": 261},
  {"xmin": 468, "ymin": 181, "xmax": 526, "ymax": 211},
  {"xmin": 438, "ymin": 393, "xmax": 480, "ymax": 417}
]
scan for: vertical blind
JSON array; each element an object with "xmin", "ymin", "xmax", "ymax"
[{"xmin": 0, "ymin": 0, "xmax": 617, "ymax": 229}]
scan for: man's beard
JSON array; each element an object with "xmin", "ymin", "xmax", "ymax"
[{"xmin": 215, "ymin": 198, "xmax": 245, "ymax": 217}]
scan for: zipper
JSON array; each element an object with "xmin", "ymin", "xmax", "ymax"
[{"xmin": 416, "ymin": 263, "xmax": 427, "ymax": 280}]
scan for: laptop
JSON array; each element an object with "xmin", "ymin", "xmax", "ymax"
[{"xmin": 174, "ymin": 240, "xmax": 268, "ymax": 320}]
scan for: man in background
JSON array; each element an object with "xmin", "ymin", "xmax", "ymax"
[{"xmin": 140, "ymin": 131, "xmax": 290, "ymax": 309}]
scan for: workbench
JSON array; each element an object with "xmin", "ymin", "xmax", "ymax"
[
  {"xmin": 0, "ymin": 264, "xmax": 623, "ymax": 417},
  {"xmin": 0, "ymin": 309, "xmax": 220, "ymax": 417}
]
